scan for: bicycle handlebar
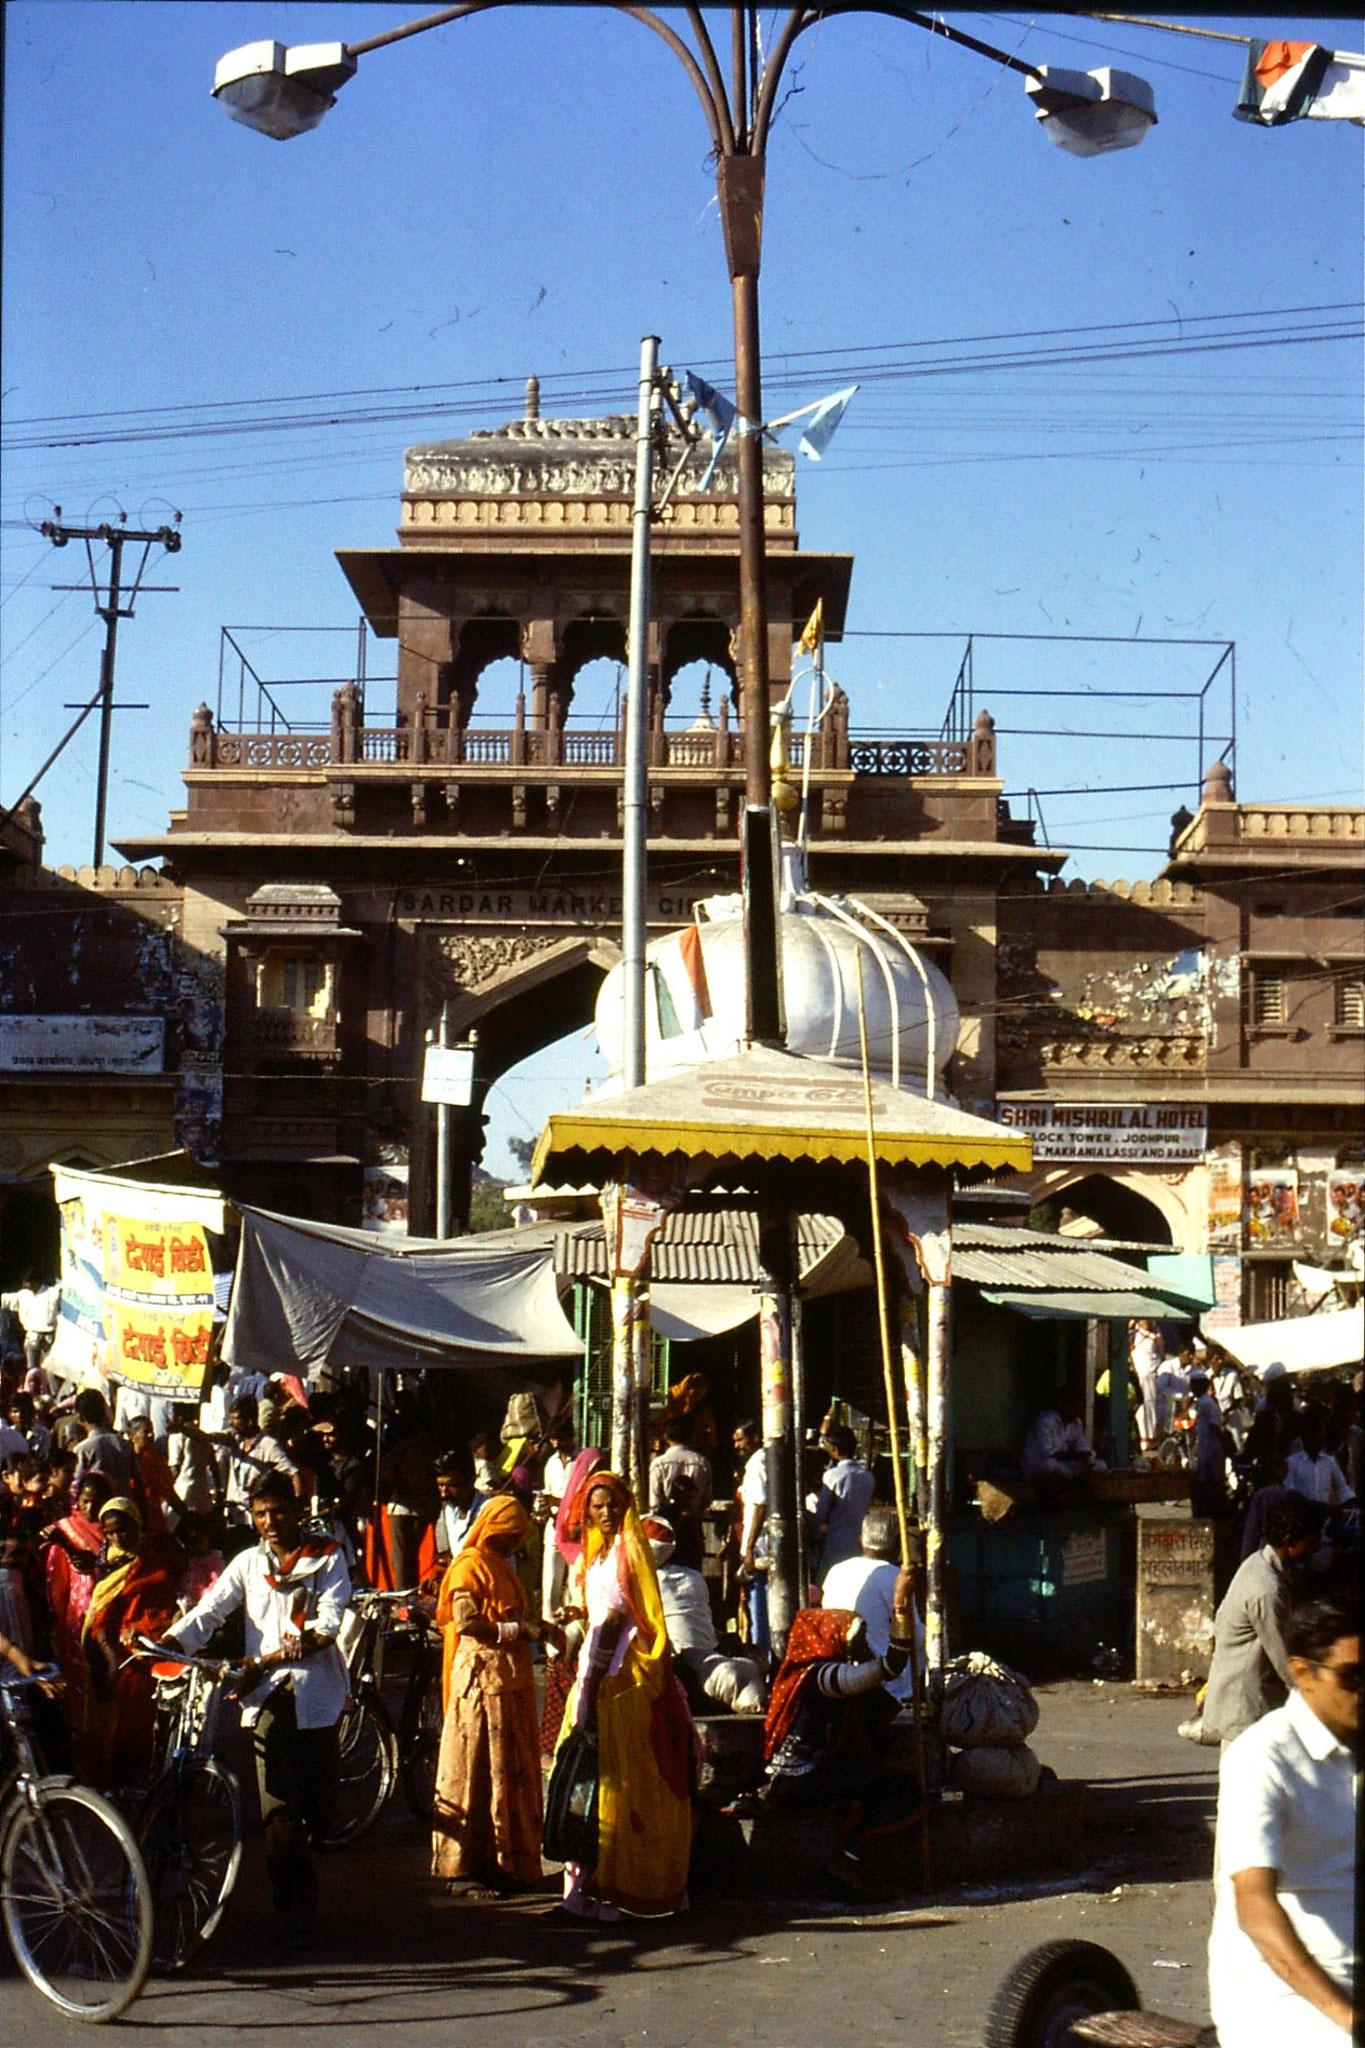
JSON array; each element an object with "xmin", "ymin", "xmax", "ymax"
[
  {"xmin": 131, "ymin": 1635, "xmax": 242, "ymax": 1679},
  {"xmin": 0, "ymin": 1662, "xmax": 63, "ymax": 1691}
]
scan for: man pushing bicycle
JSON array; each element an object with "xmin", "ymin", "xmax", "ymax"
[{"xmin": 159, "ymin": 1470, "xmax": 352, "ymax": 1949}]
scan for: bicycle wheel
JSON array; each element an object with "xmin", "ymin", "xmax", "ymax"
[
  {"xmin": 1, "ymin": 1781, "xmax": 153, "ymax": 2022},
  {"xmin": 139, "ymin": 1758, "xmax": 244, "ymax": 1972},
  {"xmin": 400, "ymin": 1663, "xmax": 444, "ymax": 1822},
  {"xmin": 324, "ymin": 1692, "xmax": 397, "ymax": 1847}
]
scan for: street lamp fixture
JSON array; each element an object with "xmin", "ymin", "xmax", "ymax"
[
  {"xmin": 1025, "ymin": 66, "xmax": 1158, "ymax": 157},
  {"xmin": 213, "ymin": 41, "xmax": 356, "ymax": 139}
]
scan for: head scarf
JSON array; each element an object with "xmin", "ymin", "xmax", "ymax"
[
  {"xmin": 553, "ymin": 1446, "xmax": 604, "ymax": 1567},
  {"xmin": 468, "ymin": 1493, "xmax": 531, "ymax": 1555},
  {"xmin": 763, "ymin": 1606, "xmax": 855, "ymax": 1762}
]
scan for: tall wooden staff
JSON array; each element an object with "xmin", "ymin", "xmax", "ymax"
[{"xmin": 856, "ymin": 952, "xmax": 932, "ymax": 1892}]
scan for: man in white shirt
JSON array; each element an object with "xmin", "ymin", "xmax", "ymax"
[
  {"xmin": 733, "ymin": 1419, "xmax": 770, "ymax": 1657},
  {"xmin": 1021, "ymin": 1391, "xmax": 1097, "ymax": 1494},
  {"xmin": 1285, "ymin": 1411, "xmax": 1355, "ymax": 1510},
  {"xmin": 644, "ymin": 1515, "xmax": 764, "ymax": 1712},
  {"xmin": 430, "ymin": 1446, "xmax": 487, "ymax": 1581},
  {"xmin": 821, "ymin": 1505, "xmax": 924, "ymax": 1704},
  {"xmin": 0, "ymin": 1275, "xmax": 60, "ymax": 1391},
  {"xmin": 163, "ymin": 1471, "xmax": 351, "ymax": 1948},
  {"xmin": 1130, "ymin": 1320, "xmax": 1165, "ymax": 1448},
  {"xmin": 1208, "ymin": 1593, "xmax": 1358, "ymax": 2046},
  {"xmin": 221, "ymin": 1395, "xmax": 300, "ymax": 1533}
]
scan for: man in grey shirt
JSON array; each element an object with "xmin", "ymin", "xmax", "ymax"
[{"xmin": 1186, "ymin": 1492, "xmax": 1325, "ymax": 1746}]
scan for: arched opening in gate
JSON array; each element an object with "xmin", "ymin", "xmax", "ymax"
[{"xmin": 1036, "ymin": 1172, "xmax": 1177, "ymax": 1247}]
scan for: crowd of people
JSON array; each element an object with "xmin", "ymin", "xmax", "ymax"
[{"xmin": 0, "ymin": 1341, "xmax": 919, "ymax": 1944}]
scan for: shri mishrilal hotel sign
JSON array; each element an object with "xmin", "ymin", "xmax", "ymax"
[{"xmin": 997, "ymin": 1102, "xmax": 1207, "ymax": 1165}]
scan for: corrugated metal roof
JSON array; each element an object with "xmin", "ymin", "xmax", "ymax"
[{"xmin": 556, "ymin": 1210, "xmax": 845, "ymax": 1287}]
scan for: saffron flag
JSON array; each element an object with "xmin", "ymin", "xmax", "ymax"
[
  {"xmin": 1234, "ymin": 39, "xmax": 1365, "ymax": 124},
  {"xmin": 799, "ymin": 384, "xmax": 858, "ymax": 461},
  {"xmin": 799, "ymin": 600, "xmax": 824, "ymax": 655}
]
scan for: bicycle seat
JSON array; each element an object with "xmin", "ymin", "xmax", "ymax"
[{"xmin": 151, "ymin": 1661, "xmax": 191, "ymax": 1683}]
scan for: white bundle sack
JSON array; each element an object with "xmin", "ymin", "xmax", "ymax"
[{"xmin": 939, "ymin": 1651, "xmax": 1039, "ymax": 1749}]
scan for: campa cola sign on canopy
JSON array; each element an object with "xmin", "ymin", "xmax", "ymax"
[{"xmin": 50, "ymin": 1165, "xmax": 225, "ymax": 1398}]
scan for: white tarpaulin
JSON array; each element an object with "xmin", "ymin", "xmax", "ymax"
[
  {"xmin": 1214, "ymin": 1303, "xmax": 1364, "ymax": 1375},
  {"xmin": 641, "ymin": 1283, "xmax": 758, "ymax": 1345},
  {"xmin": 225, "ymin": 1208, "xmax": 581, "ymax": 1374}
]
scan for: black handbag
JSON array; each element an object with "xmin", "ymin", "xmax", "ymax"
[{"xmin": 542, "ymin": 1727, "xmax": 600, "ymax": 1866}]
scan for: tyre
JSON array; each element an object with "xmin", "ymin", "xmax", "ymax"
[
  {"xmin": 324, "ymin": 1691, "xmax": 397, "ymax": 1847},
  {"xmin": 1, "ymin": 1780, "xmax": 154, "ymax": 2022},
  {"xmin": 984, "ymin": 1941, "xmax": 1140, "ymax": 2048},
  {"xmin": 138, "ymin": 1758, "xmax": 244, "ymax": 1972},
  {"xmin": 400, "ymin": 1666, "xmax": 444, "ymax": 1822}
]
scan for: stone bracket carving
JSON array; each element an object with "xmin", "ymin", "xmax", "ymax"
[{"xmin": 331, "ymin": 781, "xmax": 356, "ymax": 829}]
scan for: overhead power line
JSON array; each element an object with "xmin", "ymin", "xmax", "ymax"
[{"xmin": 3, "ymin": 304, "xmax": 1358, "ymax": 454}]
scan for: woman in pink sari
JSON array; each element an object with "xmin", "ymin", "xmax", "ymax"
[
  {"xmin": 45, "ymin": 1471, "xmax": 110, "ymax": 1713},
  {"xmin": 539, "ymin": 1448, "xmax": 601, "ymax": 1757}
]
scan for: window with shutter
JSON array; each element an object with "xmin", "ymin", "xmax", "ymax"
[
  {"xmin": 1335, "ymin": 973, "xmax": 1365, "ymax": 1031},
  {"xmin": 1252, "ymin": 973, "xmax": 1286, "ymax": 1029}
]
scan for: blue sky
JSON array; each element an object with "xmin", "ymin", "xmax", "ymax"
[{"xmin": 3, "ymin": 5, "xmax": 1361, "ymax": 1173}]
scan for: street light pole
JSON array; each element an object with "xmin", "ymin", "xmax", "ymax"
[{"xmin": 621, "ymin": 334, "xmax": 660, "ymax": 1093}]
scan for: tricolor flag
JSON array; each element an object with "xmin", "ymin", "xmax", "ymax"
[
  {"xmin": 1234, "ymin": 39, "xmax": 1365, "ymax": 125},
  {"xmin": 651, "ymin": 925, "xmax": 713, "ymax": 1039}
]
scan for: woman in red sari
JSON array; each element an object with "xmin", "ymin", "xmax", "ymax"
[
  {"xmin": 80, "ymin": 1497, "xmax": 184, "ymax": 1788},
  {"xmin": 45, "ymin": 1471, "xmax": 110, "ymax": 1718}
]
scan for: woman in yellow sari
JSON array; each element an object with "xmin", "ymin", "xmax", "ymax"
[
  {"xmin": 554, "ymin": 1469, "xmax": 695, "ymax": 1920},
  {"xmin": 431, "ymin": 1494, "xmax": 557, "ymax": 1899}
]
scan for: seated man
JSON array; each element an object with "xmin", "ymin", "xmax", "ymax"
[
  {"xmin": 1021, "ymin": 1390, "xmax": 1098, "ymax": 1495},
  {"xmin": 643, "ymin": 1515, "xmax": 764, "ymax": 1713},
  {"xmin": 820, "ymin": 1505, "xmax": 923, "ymax": 1705}
]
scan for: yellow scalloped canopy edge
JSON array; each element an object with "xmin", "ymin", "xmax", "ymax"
[{"xmin": 533, "ymin": 1114, "xmax": 1032, "ymax": 1181}]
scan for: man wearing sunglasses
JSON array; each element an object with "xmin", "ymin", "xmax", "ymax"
[{"xmin": 1209, "ymin": 1592, "xmax": 1359, "ymax": 2045}]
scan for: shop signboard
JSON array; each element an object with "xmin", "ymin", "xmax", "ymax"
[
  {"xmin": 0, "ymin": 1015, "xmax": 164, "ymax": 1073},
  {"xmin": 997, "ymin": 1101, "xmax": 1206, "ymax": 1165},
  {"xmin": 49, "ymin": 1165, "xmax": 223, "ymax": 1399}
]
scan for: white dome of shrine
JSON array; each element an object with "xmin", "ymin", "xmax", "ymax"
[{"xmin": 595, "ymin": 849, "xmax": 959, "ymax": 1099}]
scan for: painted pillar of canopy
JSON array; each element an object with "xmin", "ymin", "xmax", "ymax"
[
  {"xmin": 600, "ymin": 1183, "xmax": 666, "ymax": 1501},
  {"xmin": 756, "ymin": 1207, "xmax": 799, "ymax": 1654},
  {"xmin": 883, "ymin": 1180, "xmax": 953, "ymax": 1688}
]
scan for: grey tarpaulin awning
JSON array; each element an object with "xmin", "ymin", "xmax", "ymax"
[{"xmin": 224, "ymin": 1207, "xmax": 581, "ymax": 1374}]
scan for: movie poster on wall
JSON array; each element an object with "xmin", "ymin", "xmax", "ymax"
[
  {"xmin": 1327, "ymin": 1169, "xmax": 1363, "ymax": 1243},
  {"xmin": 1207, "ymin": 1150, "xmax": 1242, "ymax": 1249},
  {"xmin": 1245, "ymin": 1170, "xmax": 1300, "ymax": 1246}
]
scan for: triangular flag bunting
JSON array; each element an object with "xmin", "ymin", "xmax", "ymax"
[{"xmin": 798, "ymin": 384, "xmax": 858, "ymax": 462}]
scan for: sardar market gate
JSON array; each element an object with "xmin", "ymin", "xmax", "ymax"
[
  {"xmin": 120, "ymin": 387, "xmax": 1046, "ymax": 1230},
  {"xmin": 111, "ymin": 385, "xmax": 1364, "ymax": 1291}
]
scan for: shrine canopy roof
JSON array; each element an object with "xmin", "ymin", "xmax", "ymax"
[{"xmin": 531, "ymin": 1045, "xmax": 1031, "ymax": 1193}]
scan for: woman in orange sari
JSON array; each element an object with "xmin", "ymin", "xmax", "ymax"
[
  {"xmin": 553, "ymin": 1469, "xmax": 695, "ymax": 1920},
  {"xmin": 431, "ymin": 1494, "xmax": 558, "ymax": 1899},
  {"xmin": 80, "ymin": 1497, "xmax": 183, "ymax": 1788}
]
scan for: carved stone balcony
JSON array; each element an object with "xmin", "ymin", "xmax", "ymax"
[{"xmin": 242, "ymin": 1009, "xmax": 339, "ymax": 1062}]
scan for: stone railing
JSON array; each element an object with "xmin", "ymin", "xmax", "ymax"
[
  {"xmin": 1237, "ymin": 806, "xmax": 1363, "ymax": 843},
  {"xmin": 188, "ymin": 699, "xmax": 1001, "ymax": 781}
]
